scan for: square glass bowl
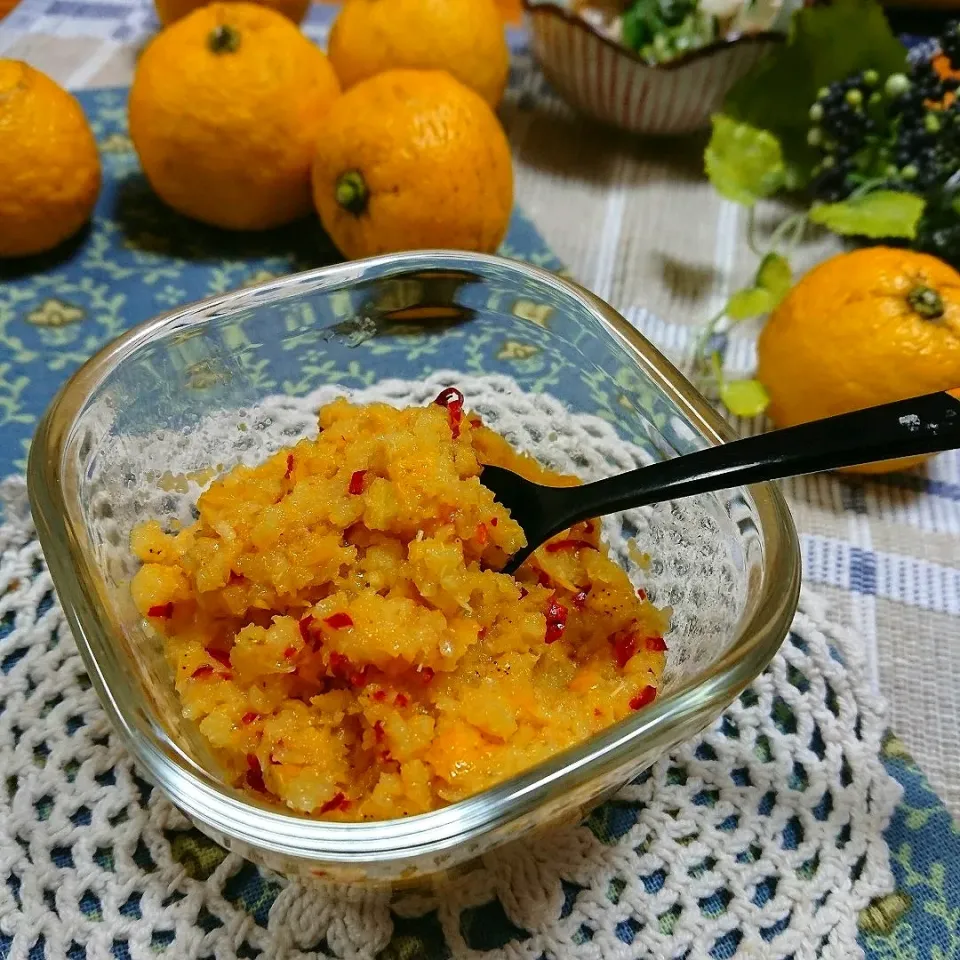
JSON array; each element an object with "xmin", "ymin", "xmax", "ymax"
[{"xmin": 28, "ymin": 252, "xmax": 800, "ymax": 885}]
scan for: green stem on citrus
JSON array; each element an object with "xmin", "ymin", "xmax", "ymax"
[
  {"xmin": 335, "ymin": 171, "xmax": 370, "ymax": 216},
  {"xmin": 208, "ymin": 24, "xmax": 241, "ymax": 54},
  {"xmin": 907, "ymin": 284, "xmax": 945, "ymax": 320}
]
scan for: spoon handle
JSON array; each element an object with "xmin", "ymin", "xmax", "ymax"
[{"xmin": 569, "ymin": 389, "xmax": 960, "ymax": 522}]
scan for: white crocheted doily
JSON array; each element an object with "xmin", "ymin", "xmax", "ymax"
[{"xmin": 0, "ymin": 373, "xmax": 902, "ymax": 960}]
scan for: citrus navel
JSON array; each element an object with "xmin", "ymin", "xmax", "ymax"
[
  {"xmin": 311, "ymin": 69, "xmax": 513, "ymax": 260},
  {"xmin": 328, "ymin": 0, "xmax": 510, "ymax": 106},
  {"xmin": 154, "ymin": 0, "xmax": 310, "ymax": 25},
  {"xmin": 129, "ymin": 2, "xmax": 340, "ymax": 231},
  {"xmin": 0, "ymin": 60, "xmax": 100, "ymax": 258},
  {"xmin": 758, "ymin": 247, "xmax": 960, "ymax": 474}
]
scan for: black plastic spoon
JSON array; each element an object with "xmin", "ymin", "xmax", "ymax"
[{"xmin": 483, "ymin": 389, "xmax": 960, "ymax": 574}]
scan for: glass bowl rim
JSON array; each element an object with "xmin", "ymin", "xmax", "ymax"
[{"xmin": 27, "ymin": 250, "xmax": 801, "ymax": 865}]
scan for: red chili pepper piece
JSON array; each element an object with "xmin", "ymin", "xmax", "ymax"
[
  {"xmin": 420, "ymin": 667, "xmax": 435, "ymax": 685},
  {"xmin": 348, "ymin": 470, "xmax": 367, "ymax": 495},
  {"xmin": 611, "ymin": 631, "xmax": 639, "ymax": 669},
  {"xmin": 629, "ymin": 686, "xmax": 657, "ymax": 711},
  {"xmin": 572, "ymin": 588, "xmax": 590, "ymax": 610},
  {"xmin": 319, "ymin": 791, "xmax": 349, "ymax": 814},
  {"xmin": 637, "ymin": 588, "xmax": 647, "ymax": 601},
  {"xmin": 246, "ymin": 754, "xmax": 267, "ymax": 793},
  {"xmin": 373, "ymin": 720, "xmax": 385, "ymax": 743},
  {"xmin": 372, "ymin": 689, "xmax": 387, "ymax": 702},
  {"xmin": 299, "ymin": 615, "xmax": 318, "ymax": 647},
  {"xmin": 324, "ymin": 612, "xmax": 354, "ymax": 630},
  {"xmin": 148, "ymin": 602, "xmax": 174, "ymax": 619},
  {"xmin": 433, "ymin": 387, "xmax": 464, "ymax": 408},
  {"xmin": 328, "ymin": 651, "xmax": 350, "ymax": 675},
  {"xmin": 207, "ymin": 648, "xmax": 231, "ymax": 668},
  {"xmin": 283, "ymin": 646, "xmax": 296, "ymax": 659},
  {"xmin": 349, "ymin": 667, "xmax": 368, "ymax": 688},
  {"xmin": 545, "ymin": 539, "xmax": 597, "ymax": 554},
  {"xmin": 191, "ymin": 665, "xmax": 214, "ymax": 679},
  {"xmin": 490, "ymin": 517, "xmax": 498, "ymax": 527},
  {"xmin": 433, "ymin": 387, "xmax": 465, "ymax": 439},
  {"xmin": 394, "ymin": 693, "xmax": 409, "ymax": 707},
  {"xmin": 476, "ymin": 523, "xmax": 488, "ymax": 546},
  {"xmin": 284, "ymin": 454, "xmax": 294, "ymax": 480},
  {"xmin": 241, "ymin": 712, "xmax": 260, "ymax": 725},
  {"xmin": 469, "ymin": 417, "xmax": 482, "ymax": 428},
  {"xmin": 537, "ymin": 570, "xmax": 552, "ymax": 588},
  {"xmin": 544, "ymin": 596, "xmax": 569, "ymax": 644},
  {"xmin": 646, "ymin": 636, "xmax": 668, "ymax": 652}
]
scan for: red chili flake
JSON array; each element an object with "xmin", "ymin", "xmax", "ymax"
[
  {"xmin": 207, "ymin": 648, "xmax": 231, "ymax": 668},
  {"xmin": 283, "ymin": 646, "xmax": 296, "ymax": 659},
  {"xmin": 372, "ymin": 689, "xmax": 387, "ymax": 702},
  {"xmin": 420, "ymin": 667, "xmax": 435, "ymax": 685},
  {"xmin": 373, "ymin": 720, "xmax": 385, "ymax": 743},
  {"xmin": 394, "ymin": 693, "xmax": 409, "ymax": 707},
  {"xmin": 611, "ymin": 631, "xmax": 639, "ymax": 669},
  {"xmin": 284, "ymin": 454, "xmax": 294, "ymax": 480},
  {"xmin": 594, "ymin": 708, "xmax": 602, "ymax": 717},
  {"xmin": 191, "ymin": 665, "xmax": 214, "ymax": 679},
  {"xmin": 324, "ymin": 612, "xmax": 354, "ymax": 630},
  {"xmin": 348, "ymin": 470, "xmax": 367, "ymax": 495},
  {"xmin": 490, "ymin": 517, "xmax": 498, "ymax": 527},
  {"xmin": 537, "ymin": 570, "xmax": 552, "ymax": 588},
  {"xmin": 299, "ymin": 615, "xmax": 319, "ymax": 647},
  {"xmin": 476, "ymin": 523, "xmax": 488, "ymax": 546},
  {"xmin": 519, "ymin": 587, "xmax": 529, "ymax": 599},
  {"xmin": 242, "ymin": 712, "xmax": 260, "ymax": 725},
  {"xmin": 544, "ymin": 596, "xmax": 569, "ymax": 644},
  {"xmin": 319, "ymin": 791, "xmax": 348, "ymax": 814},
  {"xmin": 433, "ymin": 386, "xmax": 464, "ymax": 408},
  {"xmin": 572, "ymin": 588, "xmax": 590, "ymax": 610},
  {"xmin": 246, "ymin": 754, "xmax": 267, "ymax": 793},
  {"xmin": 228, "ymin": 571, "xmax": 246, "ymax": 585},
  {"xmin": 629, "ymin": 686, "xmax": 657, "ymax": 711},
  {"xmin": 637, "ymin": 588, "xmax": 647, "ymax": 601},
  {"xmin": 469, "ymin": 418, "xmax": 482, "ymax": 428},
  {"xmin": 433, "ymin": 387, "xmax": 465, "ymax": 439},
  {"xmin": 545, "ymin": 539, "xmax": 597, "ymax": 554},
  {"xmin": 477, "ymin": 627, "xmax": 488, "ymax": 641},
  {"xmin": 349, "ymin": 668, "xmax": 368, "ymax": 688},
  {"xmin": 328, "ymin": 651, "xmax": 350, "ymax": 675},
  {"xmin": 148, "ymin": 602, "xmax": 174, "ymax": 619},
  {"xmin": 646, "ymin": 636, "xmax": 668, "ymax": 653}
]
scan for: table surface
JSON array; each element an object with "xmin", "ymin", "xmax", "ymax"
[{"xmin": 2, "ymin": 0, "xmax": 959, "ymax": 823}]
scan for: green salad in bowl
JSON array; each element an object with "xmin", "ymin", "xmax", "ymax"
[{"xmin": 577, "ymin": 0, "xmax": 796, "ymax": 64}]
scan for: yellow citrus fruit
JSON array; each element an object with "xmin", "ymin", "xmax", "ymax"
[
  {"xmin": 129, "ymin": 2, "xmax": 340, "ymax": 231},
  {"xmin": 311, "ymin": 69, "xmax": 513, "ymax": 260},
  {"xmin": 328, "ymin": 0, "xmax": 509, "ymax": 106},
  {"xmin": 758, "ymin": 247, "xmax": 960, "ymax": 474},
  {"xmin": 0, "ymin": 60, "xmax": 100, "ymax": 258},
  {"xmin": 154, "ymin": 0, "xmax": 310, "ymax": 25}
]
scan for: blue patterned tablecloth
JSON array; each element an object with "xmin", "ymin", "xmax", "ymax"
[{"xmin": 0, "ymin": 84, "xmax": 957, "ymax": 960}]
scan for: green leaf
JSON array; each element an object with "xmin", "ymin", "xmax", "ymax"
[
  {"xmin": 726, "ymin": 287, "xmax": 774, "ymax": 320},
  {"xmin": 704, "ymin": 115, "xmax": 786, "ymax": 207},
  {"xmin": 723, "ymin": 0, "xmax": 907, "ymax": 185},
  {"xmin": 809, "ymin": 190, "xmax": 926, "ymax": 239},
  {"xmin": 755, "ymin": 252, "xmax": 792, "ymax": 308},
  {"xmin": 721, "ymin": 379, "xmax": 771, "ymax": 418}
]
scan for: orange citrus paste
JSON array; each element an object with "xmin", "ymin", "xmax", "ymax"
[{"xmin": 131, "ymin": 389, "xmax": 668, "ymax": 821}]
